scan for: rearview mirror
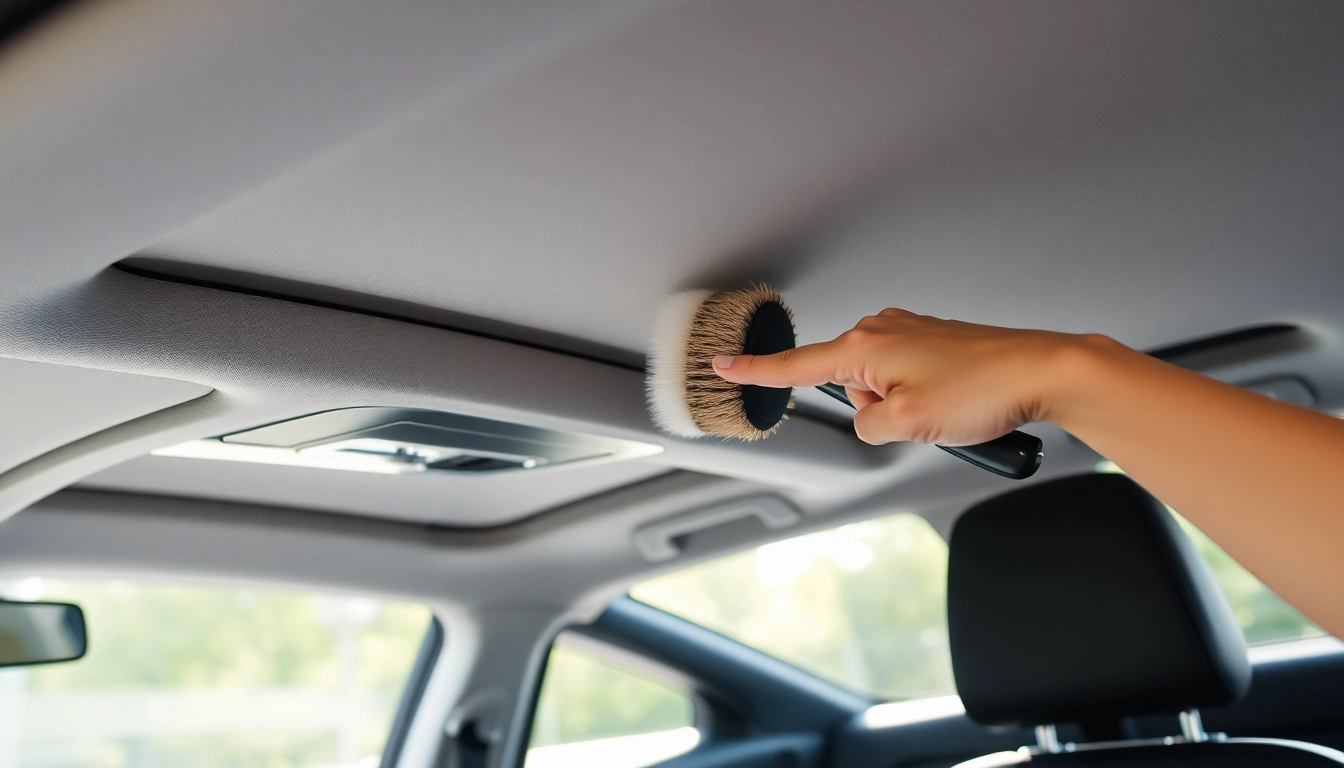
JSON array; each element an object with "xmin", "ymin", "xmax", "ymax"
[{"xmin": 0, "ymin": 600, "xmax": 87, "ymax": 668}]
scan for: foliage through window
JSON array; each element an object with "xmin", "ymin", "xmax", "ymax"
[
  {"xmin": 1174, "ymin": 516, "xmax": 1322, "ymax": 645},
  {"xmin": 633, "ymin": 493, "xmax": 1325, "ymax": 702},
  {"xmin": 633, "ymin": 513, "xmax": 954, "ymax": 701},
  {"xmin": 0, "ymin": 577, "xmax": 433, "ymax": 768},
  {"xmin": 1095, "ymin": 462, "xmax": 1322, "ymax": 646},
  {"xmin": 527, "ymin": 642, "xmax": 697, "ymax": 768}
]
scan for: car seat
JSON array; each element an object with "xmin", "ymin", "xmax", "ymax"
[{"xmin": 947, "ymin": 473, "xmax": 1344, "ymax": 766}]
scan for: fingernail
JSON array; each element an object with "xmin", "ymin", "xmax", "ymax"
[{"xmin": 713, "ymin": 355, "xmax": 735, "ymax": 369}]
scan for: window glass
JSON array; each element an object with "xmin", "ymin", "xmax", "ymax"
[
  {"xmin": 1094, "ymin": 461, "xmax": 1323, "ymax": 645},
  {"xmin": 527, "ymin": 643, "xmax": 697, "ymax": 768},
  {"xmin": 632, "ymin": 513, "xmax": 954, "ymax": 701},
  {"xmin": 0, "ymin": 577, "xmax": 433, "ymax": 768},
  {"xmin": 633, "ymin": 489, "xmax": 1325, "ymax": 702},
  {"xmin": 1174, "ymin": 516, "xmax": 1322, "ymax": 645}
]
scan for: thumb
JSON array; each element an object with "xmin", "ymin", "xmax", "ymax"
[{"xmin": 852, "ymin": 396, "xmax": 923, "ymax": 446}]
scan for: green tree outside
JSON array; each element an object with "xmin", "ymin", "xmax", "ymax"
[
  {"xmin": 528, "ymin": 646, "xmax": 692, "ymax": 748},
  {"xmin": 0, "ymin": 578, "xmax": 432, "ymax": 768},
  {"xmin": 633, "ymin": 514, "xmax": 954, "ymax": 700}
]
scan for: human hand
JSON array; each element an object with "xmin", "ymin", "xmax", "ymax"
[{"xmin": 712, "ymin": 308, "xmax": 1092, "ymax": 446}]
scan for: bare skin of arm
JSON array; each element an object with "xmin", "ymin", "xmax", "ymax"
[{"xmin": 712, "ymin": 308, "xmax": 1344, "ymax": 638}]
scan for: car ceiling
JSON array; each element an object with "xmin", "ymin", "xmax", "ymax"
[{"xmin": 1, "ymin": 0, "xmax": 1342, "ymax": 541}]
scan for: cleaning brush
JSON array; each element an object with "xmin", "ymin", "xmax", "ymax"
[{"xmin": 646, "ymin": 286, "xmax": 1043, "ymax": 480}]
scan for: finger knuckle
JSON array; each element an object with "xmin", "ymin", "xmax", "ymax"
[
  {"xmin": 885, "ymin": 398, "xmax": 943, "ymax": 444},
  {"xmin": 840, "ymin": 327, "xmax": 875, "ymax": 347},
  {"xmin": 886, "ymin": 396, "xmax": 918, "ymax": 422}
]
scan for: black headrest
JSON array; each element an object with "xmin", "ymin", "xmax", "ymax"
[{"xmin": 947, "ymin": 473, "xmax": 1251, "ymax": 727}]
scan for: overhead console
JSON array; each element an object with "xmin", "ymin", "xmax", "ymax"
[{"xmin": 156, "ymin": 407, "xmax": 663, "ymax": 475}]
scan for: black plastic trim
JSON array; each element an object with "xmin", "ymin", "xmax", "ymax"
[
  {"xmin": 577, "ymin": 598, "xmax": 867, "ymax": 735},
  {"xmin": 0, "ymin": 0, "xmax": 66, "ymax": 48},
  {"xmin": 380, "ymin": 616, "xmax": 445, "ymax": 768},
  {"xmin": 1147, "ymin": 324, "xmax": 1300, "ymax": 363},
  {"xmin": 511, "ymin": 637, "xmax": 551, "ymax": 768},
  {"xmin": 519, "ymin": 598, "xmax": 865, "ymax": 768}
]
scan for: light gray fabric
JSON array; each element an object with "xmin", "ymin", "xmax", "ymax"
[
  {"xmin": 0, "ymin": 0, "xmax": 1340, "ymax": 526},
  {"xmin": 0, "ymin": 357, "xmax": 210, "ymax": 474},
  {"xmin": 79, "ymin": 454, "xmax": 670, "ymax": 526},
  {"xmin": 4, "ymin": 8, "xmax": 1339, "ymax": 762},
  {"xmin": 1, "ymin": 270, "xmax": 910, "ymax": 528},
  {"xmin": 140, "ymin": 0, "xmax": 1344, "ymax": 363}
]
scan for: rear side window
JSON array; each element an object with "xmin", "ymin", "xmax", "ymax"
[
  {"xmin": 0, "ymin": 576, "xmax": 433, "ymax": 767},
  {"xmin": 527, "ymin": 642, "xmax": 697, "ymax": 768},
  {"xmin": 1095, "ymin": 462, "xmax": 1323, "ymax": 646},
  {"xmin": 632, "ymin": 495, "xmax": 1326, "ymax": 703},
  {"xmin": 1172, "ymin": 510, "xmax": 1322, "ymax": 645},
  {"xmin": 633, "ymin": 513, "xmax": 955, "ymax": 700}
]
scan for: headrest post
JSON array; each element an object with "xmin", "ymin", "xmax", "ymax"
[
  {"xmin": 1179, "ymin": 709, "xmax": 1208, "ymax": 742},
  {"xmin": 1034, "ymin": 724, "xmax": 1062, "ymax": 754}
]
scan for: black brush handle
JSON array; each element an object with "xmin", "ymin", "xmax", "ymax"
[
  {"xmin": 814, "ymin": 383, "xmax": 1042, "ymax": 480},
  {"xmin": 935, "ymin": 434, "xmax": 1042, "ymax": 480}
]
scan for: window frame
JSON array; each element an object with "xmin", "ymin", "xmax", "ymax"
[
  {"xmin": 630, "ymin": 510, "xmax": 957, "ymax": 702},
  {"xmin": 517, "ymin": 598, "xmax": 866, "ymax": 768},
  {"xmin": 521, "ymin": 629, "xmax": 707, "ymax": 757},
  {"xmin": 381, "ymin": 615, "xmax": 446, "ymax": 768}
]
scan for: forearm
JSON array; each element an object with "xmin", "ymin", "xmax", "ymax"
[
  {"xmin": 1046, "ymin": 336, "xmax": 1344, "ymax": 637},
  {"xmin": 713, "ymin": 311, "xmax": 1344, "ymax": 635}
]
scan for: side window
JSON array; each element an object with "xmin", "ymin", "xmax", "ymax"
[
  {"xmin": 631, "ymin": 493, "xmax": 1325, "ymax": 707},
  {"xmin": 1173, "ymin": 510, "xmax": 1322, "ymax": 645},
  {"xmin": 1096, "ymin": 462, "xmax": 1324, "ymax": 646},
  {"xmin": 0, "ymin": 576, "xmax": 433, "ymax": 767},
  {"xmin": 632, "ymin": 513, "xmax": 954, "ymax": 701},
  {"xmin": 526, "ymin": 642, "xmax": 698, "ymax": 768}
]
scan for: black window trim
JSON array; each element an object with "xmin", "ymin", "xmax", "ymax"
[
  {"xmin": 380, "ymin": 616, "xmax": 445, "ymax": 768},
  {"xmin": 518, "ymin": 629, "xmax": 703, "ymax": 764}
]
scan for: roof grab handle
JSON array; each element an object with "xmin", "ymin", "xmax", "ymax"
[{"xmin": 633, "ymin": 495, "xmax": 801, "ymax": 563}]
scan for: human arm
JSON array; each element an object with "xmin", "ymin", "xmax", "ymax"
[{"xmin": 712, "ymin": 309, "xmax": 1344, "ymax": 637}]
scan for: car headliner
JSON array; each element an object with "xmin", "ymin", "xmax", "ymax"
[
  {"xmin": 0, "ymin": 0, "xmax": 1340, "ymax": 552},
  {"xmin": 1, "ymin": 5, "xmax": 1340, "ymax": 767}
]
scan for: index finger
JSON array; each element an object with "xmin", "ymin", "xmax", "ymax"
[{"xmin": 712, "ymin": 338, "xmax": 851, "ymax": 388}]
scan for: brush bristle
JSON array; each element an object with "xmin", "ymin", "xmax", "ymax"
[
  {"xmin": 646, "ymin": 285, "xmax": 794, "ymax": 441},
  {"xmin": 647, "ymin": 289, "xmax": 714, "ymax": 437}
]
